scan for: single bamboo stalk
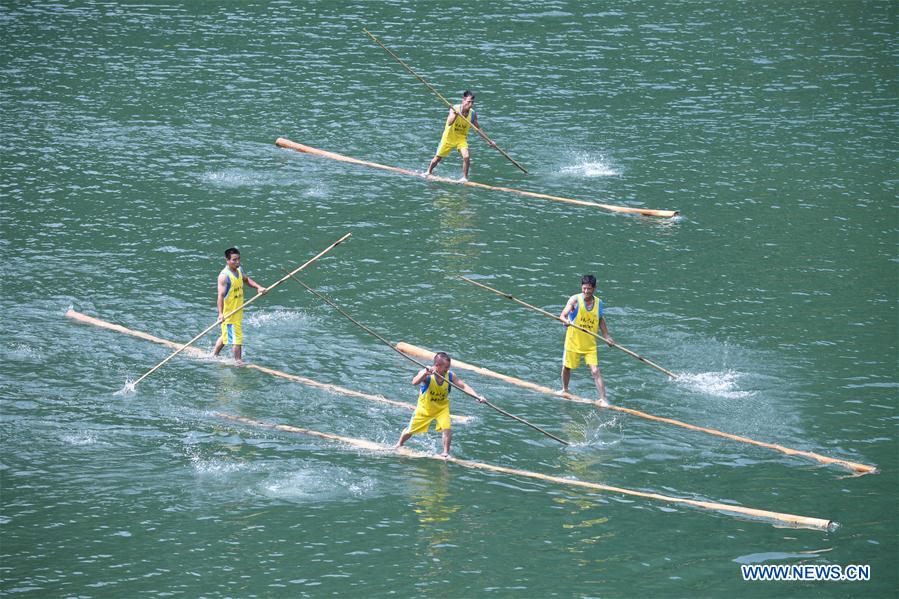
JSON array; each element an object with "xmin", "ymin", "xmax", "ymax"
[
  {"xmin": 275, "ymin": 138, "xmax": 678, "ymax": 218},
  {"xmin": 65, "ymin": 309, "xmax": 470, "ymax": 424},
  {"xmin": 126, "ymin": 233, "xmax": 351, "ymax": 390},
  {"xmin": 394, "ymin": 341, "xmax": 877, "ymax": 475},
  {"xmin": 458, "ymin": 275, "xmax": 677, "ymax": 378},
  {"xmin": 362, "ymin": 28, "xmax": 528, "ymax": 174},
  {"xmin": 217, "ymin": 412, "xmax": 835, "ymax": 531}
]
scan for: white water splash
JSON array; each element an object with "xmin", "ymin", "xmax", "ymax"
[
  {"xmin": 559, "ymin": 153, "xmax": 621, "ymax": 178},
  {"xmin": 183, "ymin": 441, "xmax": 255, "ymax": 476},
  {"xmin": 245, "ymin": 309, "xmax": 310, "ymax": 327},
  {"xmin": 61, "ymin": 431, "xmax": 100, "ymax": 446},
  {"xmin": 678, "ymin": 371, "xmax": 754, "ymax": 400},
  {"xmin": 189, "ymin": 456, "xmax": 247, "ymax": 475},
  {"xmin": 113, "ymin": 380, "xmax": 137, "ymax": 396},
  {"xmin": 568, "ymin": 412, "xmax": 623, "ymax": 448},
  {"xmin": 305, "ymin": 183, "xmax": 328, "ymax": 198},
  {"xmin": 201, "ymin": 169, "xmax": 276, "ymax": 188},
  {"xmin": 5, "ymin": 343, "xmax": 43, "ymax": 363}
]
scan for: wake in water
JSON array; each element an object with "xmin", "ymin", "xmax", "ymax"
[
  {"xmin": 202, "ymin": 169, "xmax": 328, "ymax": 197},
  {"xmin": 201, "ymin": 168, "xmax": 288, "ymax": 188},
  {"xmin": 202, "ymin": 169, "xmax": 266, "ymax": 187},
  {"xmin": 677, "ymin": 370, "xmax": 754, "ymax": 400},
  {"xmin": 259, "ymin": 467, "xmax": 378, "ymax": 502}
]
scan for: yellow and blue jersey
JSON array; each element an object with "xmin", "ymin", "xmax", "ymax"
[
  {"xmin": 418, "ymin": 371, "xmax": 454, "ymax": 405},
  {"xmin": 221, "ymin": 266, "xmax": 245, "ymax": 324},
  {"xmin": 564, "ymin": 294, "xmax": 602, "ymax": 354}
]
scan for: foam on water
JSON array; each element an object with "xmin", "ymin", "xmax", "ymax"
[{"xmin": 677, "ymin": 370, "xmax": 754, "ymax": 400}]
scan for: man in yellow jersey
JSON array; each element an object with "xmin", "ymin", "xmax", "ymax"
[
  {"xmin": 560, "ymin": 274, "xmax": 613, "ymax": 406},
  {"xmin": 212, "ymin": 247, "xmax": 267, "ymax": 363},
  {"xmin": 424, "ymin": 90, "xmax": 495, "ymax": 182},
  {"xmin": 396, "ymin": 352, "xmax": 486, "ymax": 457}
]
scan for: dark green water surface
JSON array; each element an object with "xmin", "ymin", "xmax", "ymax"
[{"xmin": 2, "ymin": 1, "xmax": 896, "ymax": 597}]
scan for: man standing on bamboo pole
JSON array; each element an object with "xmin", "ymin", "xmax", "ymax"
[
  {"xmin": 212, "ymin": 248, "xmax": 267, "ymax": 363},
  {"xmin": 396, "ymin": 352, "xmax": 486, "ymax": 457},
  {"xmin": 560, "ymin": 275, "xmax": 612, "ymax": 406},
  {"xmin": 424, "ymin": 90, "xmax": 495, "ymax": 182}
]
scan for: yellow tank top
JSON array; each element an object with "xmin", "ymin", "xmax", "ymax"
[
  {"xmin": 564, "ymin": 294, "xmax": 601, "ymax": 353},
  {"xmin": 442, "ymin": 104, "xmax": 475, "ymax": 144},
  {"xmin": 419, "ymin": 372, "xmax": 453, "ymax": 404},
  {"xmin": 221, "ymin": 266, "xmax": 245, "ymax": 324}
]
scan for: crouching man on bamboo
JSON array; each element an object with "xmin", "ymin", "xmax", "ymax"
[{"xmin": 396, "ymin": 352, "xmax": 485, "ymax": 458}]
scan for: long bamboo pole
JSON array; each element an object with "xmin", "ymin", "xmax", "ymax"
[
  {"xmin": 275, "ymin": 138, "xmax": 678, "ymax": 218},
  {"xmin": 281, "ymin": 270, "xmax": 569, "ymax": 446},
  {"xmin": 458, "ymin": 276, "xmax": 677, "ymax": 379},
  {"xmin": 362, "ymin": 28, "xmax": 529, "ymax": 174},
  {"xmin": 125, "ymin": 233, "xmax": 351, "ymax": 390},
  {"xmin": 66, "ymin": 309, "xmax": 471, "ymax": 424},
  {"xmin": 394, "ymin": 341, "xmax": 877, "ymax": 475},
  {"xmin": 217, "ymin": 412, "xmax": 836, "ymax": 531}
]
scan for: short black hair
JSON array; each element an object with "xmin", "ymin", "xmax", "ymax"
[
  {"xmin": 434, "ymin": 351, "xmax": 451, "ymax": 363},
  {"xmin": 225, "ymin": 247, "xmax": 240, "ymax": 259},
  {"xmin": 462, "ymin": 90, "xmax": 475, "ymax": 100},
  {"xmin": 581, "ymin": 274, "xmax": 597, "ymax": 287}
]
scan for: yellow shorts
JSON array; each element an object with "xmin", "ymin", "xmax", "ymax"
[
  {"xmin": 406, "ymin": 399, "xmax": 451, "ymax": 435},
  {"xmin": 563, "ymin": 348, "xmax": 598, "ymax": 369},
  {"xmin": 220, "ymin": 322, "xmax": 243, "ymax": 346},
  {"xmin": 435, "ymin": 137, "xmax": 468, "ymax": 158}
]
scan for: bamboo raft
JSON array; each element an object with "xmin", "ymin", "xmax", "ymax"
[
  {"xmin": 275, "ymin": 137, "xmax": 679, "ymax": 218},
  {"xmin": 216, "ymin": 412, "xmax": 834, "ymax": 531},
  {"xmin": 395, "ymin": 341, "xmax": 877, "ymax": 474},
  {"xmin": 65, "ymin": 309, "xmax": 470, "ymax": 424}
]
